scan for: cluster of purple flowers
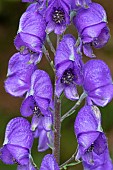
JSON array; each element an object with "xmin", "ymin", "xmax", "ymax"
[{"xmin": 0, "ymin": 0, "xmax": 113, "ymax": 169}]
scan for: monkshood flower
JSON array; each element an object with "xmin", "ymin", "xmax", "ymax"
[
  {"xmin": 14, "ymin": 10, "xmax": 46, "ymax": 59},
  {"xmin": 5, "ymin": 52, "xmax": 36, "ymax": 97},
  {"xmin": 74, "ymin": 105, "xmax": 112, "ymax": 168},
  {"xmin": 20, "ymin": 70, "xmax": 53, "ymax": 151},
  {"xmin": 31, "ymin": 111, "xmax": 53, "ymax": 152},
  {"xmin": 20, "ymin": 69, "xmax": 53, "ymax": 116},
  {"xmin": 73, "ymin": 3, "xmax": 110, "ymax": 58},
  {"xmin": 40, "ymin": 154, "xmax": 60, "ymax": 170},
  {"xmin": 55, "ymin": 34, "xmax": 83, "ymax": 100},
  {"xmin": 0, "ymin": 117, "xmax": 35, "ymax": 169},
  {"xmin": 45, "ymin": 0, "xmax": 70, "ymax": 34},
  {"xmin": 83, "ymin": 59, "xmax": 113, "ymax": 107}
]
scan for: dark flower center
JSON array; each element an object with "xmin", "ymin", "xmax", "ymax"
[
  {"xmin": 33, "ymin": 105, "xmax": 43, "ymax": 117},
  {"xmin": 61, "ymin": 68, "xmax": 75, "ymax": 85},
  {"xmin": 92, "ymin": 38, "xmax": 99, "ymax": 47},
  {"xmin": 52, "ymin": 8, "xmax": 65, "ymax": 24},
  {"xmin": 86, "ymin": 143, "xmax": 94, "ymax": 153}
]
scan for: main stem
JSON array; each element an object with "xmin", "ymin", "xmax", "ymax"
[
  {"xmin": 53, "ymin": 93, "xmax": 61, "ymax": 164},
  {"xmin": 52, "ymin": 35, "xmax": 61, "ymax": 164}
]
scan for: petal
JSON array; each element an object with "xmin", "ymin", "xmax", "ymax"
[
  {"xmin": 78, "ymin": 132, "xmax": 100, "ymax": 152},
  {"xmin": 31, "ymin": 114, "xmax": 45, "ymax": 132},
  {"xmin": 83, "ymin": 59, "xmax": 112, "ymax": 92},
  {"xmin": 93, "ymin": 26, "xmax": 110, "ymax": 49},
  {"xmin": 0, "ymin": 145, "xmax": 14, "ymax": 164},
  {"xmin": 88, "ymin": 84, "xmax": 113, "ymax": 107},
  {"xmin": 55, "ymin": 79, "xmax": 64, "ymax": 97},
  {"xmin": 30, "ymin": 70, "xmax": 52, "ymax": 99},
  {"xmin": 3, "ymin": 117, "xmax": 33, "ymax": 149},
  {"xmin": 74, "ymin": 3, "xmax": 107, "ymax": 34},
  {"xmin": 93, "ymin": 133, "xmax": 107, "ymax": 155},
  {"xmin": 83, "ymin": 59, "xmax": 113, "ymax": 106},
  {"xmin": 14, "ymin": 11, "xmax": 46, "ymax": 52},
  {"xmin": 7, "ymin": 144, "xmax": 29, "ymax": 165},
  {"xmin": 17, "ymin": 11, "xmax": 46, "ymax": 41},
  {"xmin": 82, "ymin": 23, "xmax": 106, "ymax": 43},
  {"xmin": 83, "ymin": 148, "xmax": 113, "ymax": 169},
  {"xmin": 42, "ymin": 115, "xmax": 53, "ymax": 131},
  {"xmin": 64, "ymin": 84, "xmax": 79, "ymax": 100},
  {"xmin": 20, "ymin": 96, "xmax": 35, "ymax": 117},
  {"xmin": 40, "ymin": 154, "xmax": 60, "ymax": 170},
  {"xmin": 17, "ymin": 160, "xmax": 36, "ymax": 170},
  {"xmin": 74, "ymin": 105, "xmax": 102, "ymax": 137},
  {"xmin": 35, "ymin": 96, "xmax": 50, "ymax": 110},
  {"xmin": 14, "ymin": 33, "xmax": 43, "ymax": 53},
  {"xmin": 56, "ymin": 61, "xmax": 72, "ymax": 78},
  {"xmin": 38, "ymin": 130, "xmax": 49, "ymax": 152},
  {"xmin": 7, "ymin": 52, "xmax": 36, "ymax": 77},
  {"xmin": 5, "ymin": 75, "xmax": 29, "ymax": 97},
  {"xmin": 54, "ymin": 24, "xmax": 66, "ymax": 35},
  {"xmin": 55, "ymin": 34, "xmax": 76, "ymax": 67},
  {"xmin": 83, "ymin": 44, "xmax": 95, "ymax": 58}
]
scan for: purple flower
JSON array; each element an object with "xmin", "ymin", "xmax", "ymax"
[
  {"xmin": 20, "ymin": 69, "xmax": 53, "ymax": 116},
  {"xmin": 31, "ymin": 111, "xmax": 53, "ymax": 152},
  {"xmin": 5, "ymin": 52, "xmax": 36, "ymax": 97},
  {"xmin": 74, "ymin": 105, "xmax": 112, "ymax": 168},
  {"xmin": 45, "ymin": 0, "xmax": 70, "ymax": 34},
  {"xmin": 55, "ymin": 34, "xmax": 83, "ymax": 100},
  {"xmin": 40, "ymin": 154, "xmax": 60, "ymax": 170},
  {"xmin": 0, "ymin": 117, "xmax": 34, "ymax": 169},
  {"xmin": 83, "ymin": 59, "xmax": 113, "ymax": 106},
  {"xmin": 14, "ymin": 10, "xmax": 46, "ymax": 56},
  {"xmin": 73, "ymin": 3, "xmax": 110, "ymax": 57},
  {"xmin": 20, "ymin": 70, "xmax": 53, "ymax": 151}
]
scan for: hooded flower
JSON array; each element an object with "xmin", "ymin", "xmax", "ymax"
[
  {"xmin": 14, "ymin": 10, "xmax": 46, "ymax": 58},
  {"xmin": 55, "ymin": 34, "xmax": 83, "ymax": 100},
  {"xmin": 20, "ymin": 69, "xmax": 53, "ymax": 151},
  {"xmin": 0, "ymin": 117, "xmax": 35, "ymax": 169},
  {"xmin": 4, "ymin": 52, "xmax": 36, "ymax": 97},
  {"xmin": 73, "ymin": 3, "xmax": 110, "ymax": 58},
  {"xmin": 20, "ymin": 69, "xmax": 53, "ymax": 116},
  {"xmin": 45, "ymin": 0, "xmax": 70, "ymax": 34},
  {"xmin": 40, "ymin": 154, "xmax": 60, "ymax": 170},
  {"xmin": 74, "ymin": 105, "xmax": 112, "ymax": 168},
  {"xmin": 83, "ymin": 59, "xmax": 113, "ymax": 107}
]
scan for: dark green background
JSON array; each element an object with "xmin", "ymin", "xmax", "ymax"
[{"xmin": 0, "ymin": 0, "xmax": 113, "ymax": 169}]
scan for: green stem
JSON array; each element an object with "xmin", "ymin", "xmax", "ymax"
[
  {"xmin": 61, "ymin": 92, "xmax": 87, "ymax": 122},
  {"xmin": 60, "ymin": 147, "xmax": 82, "ymax": 169},
  {"xmin": 46, "ymin": 34, "xmax": 56, "ymax": 55},
  {"xmin": 43, "ymin": 46, "xmax": 55, "ymax": 71}
]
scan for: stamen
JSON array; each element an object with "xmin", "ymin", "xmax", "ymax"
[
  {"xmin": 33, "ymin": 105, "xmax": 44, "ymax": 117},
  {"xmin": 87, "ymin": 143, "xmax": 94, "ymax": 153},
  {"xmin": 92, "ymin": 38, "xmax": 99, "ymax": 47},
  {"xmin": 61, "ymin": 68, "xmax": 75, "ymax": 85},
  {"xmin": 52, "ymin": 8, "xmax": 65, "ymax": 24}
]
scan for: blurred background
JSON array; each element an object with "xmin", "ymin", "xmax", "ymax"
[{"xmin": 0, "ymin": 0, "xmax": 113, "ymax": 169}]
